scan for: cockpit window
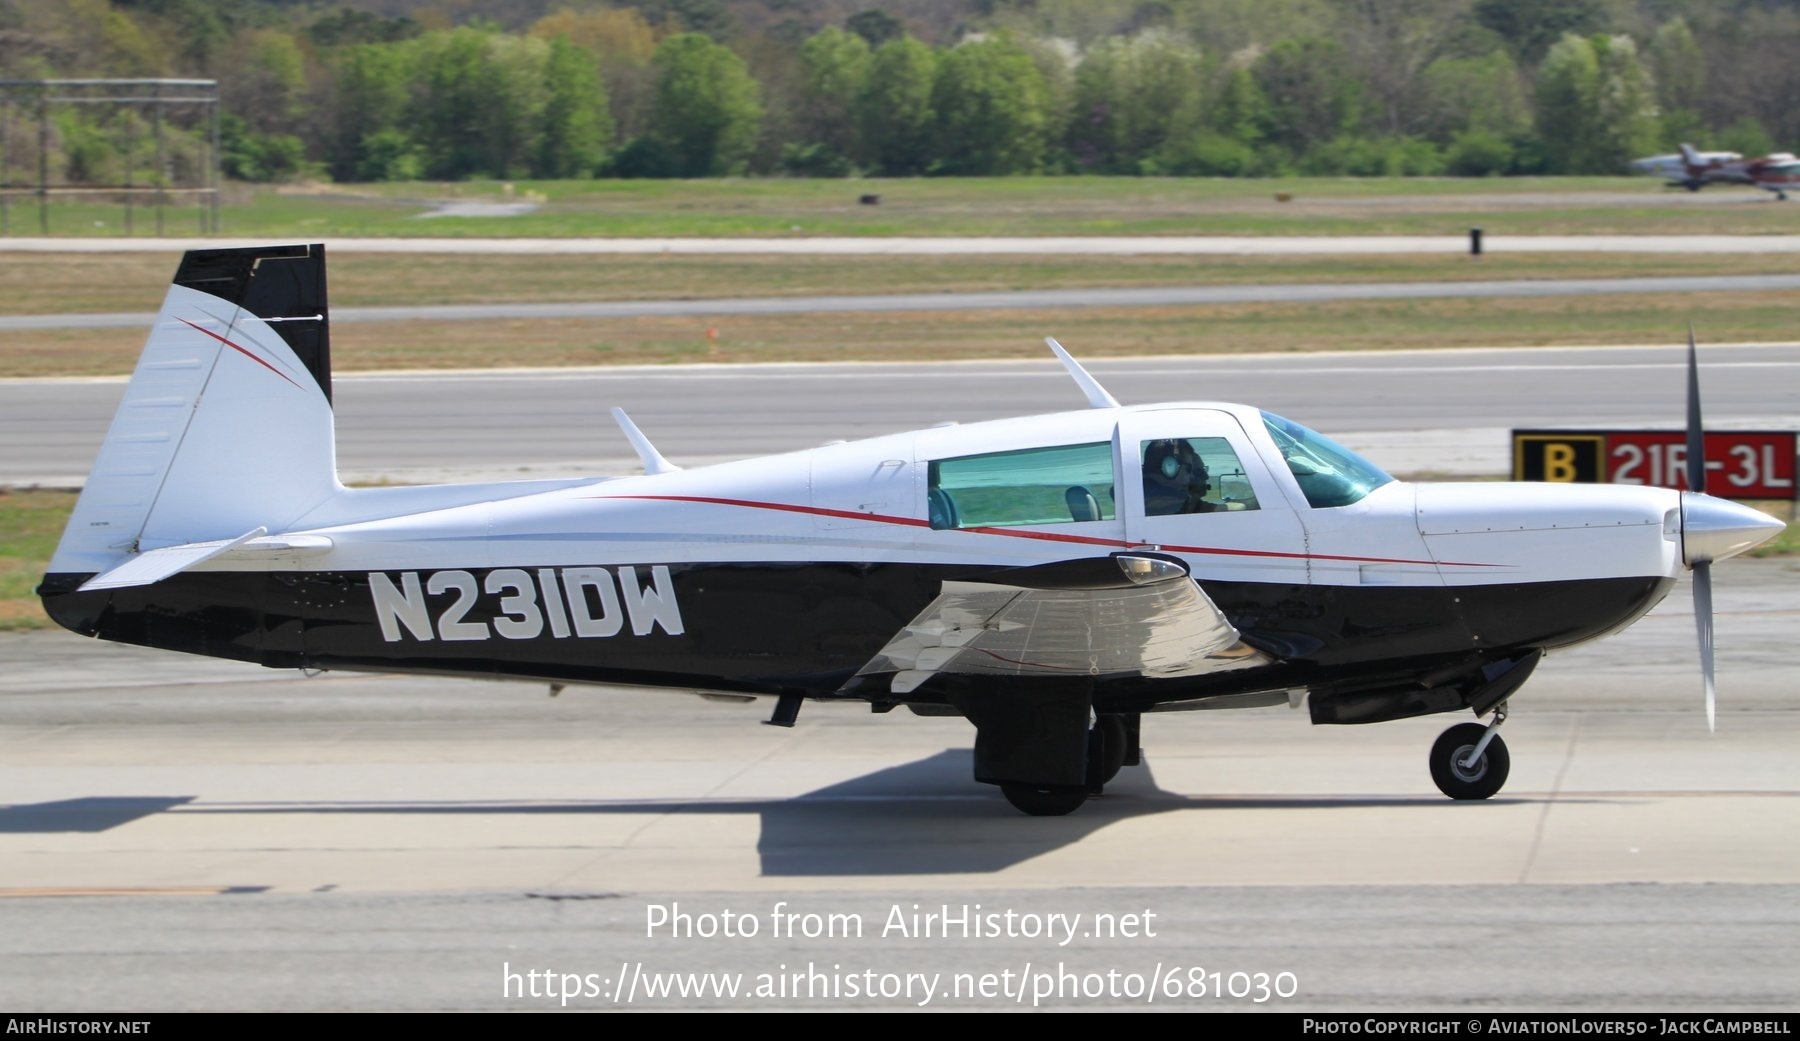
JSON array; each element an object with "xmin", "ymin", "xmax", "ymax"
[
  {"xmin": 928, "ymin": 442, "xmax": 1115, "ymax": 529},
  {"xmin": 1260, "ymin": 411, "xmax": 1393, "ymax": 508},
  {"xmin": 1140, "ymin": 437, "xmax": 1260, "ymax": 515}
]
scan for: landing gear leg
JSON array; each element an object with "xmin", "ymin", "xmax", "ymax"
[
  {"xmin": 950, "ymin": 678, "xmax": 1094, "ymax": 816},
  {"xmin": 1087, "ymin": 713, "xmax": 1129, "ymax": 792},
  {"xmin": 1429, "ymin": 703, "xmax": 1511, "ymax": 800}
]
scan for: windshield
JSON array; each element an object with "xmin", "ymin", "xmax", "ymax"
[{"xmin": 1260, "ymin": 411, "xmax": 1393, "ymax": 508}]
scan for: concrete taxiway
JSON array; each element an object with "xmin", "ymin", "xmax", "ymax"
[
  {"xmin": 5, "ymin": 344, "xmax": 1798, "ymax": 488},
  {"xmin": 0, "ymin": 555, "xmax": 1795, "ymax": 1010},
  {"xmin": 1, "ymin": 337, "xmax": 1795, "ymax": 1010},
  {"xmin": 9, "ymin": 273, "xmax": 1800, "ymax": 333}
]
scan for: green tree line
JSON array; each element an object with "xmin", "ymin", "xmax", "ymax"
[{"xmin": 1, "ymin": 0, "xmax": 1795, "ymax": 184}]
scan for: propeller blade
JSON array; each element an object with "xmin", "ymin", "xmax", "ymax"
[
  {"xmin": 1693, "ymin": 559, "xmax": 1716, "ymax": 733},
  {"xmin": 1685, "ymin": 327, "xmax": 1706, "ymax": 495}
]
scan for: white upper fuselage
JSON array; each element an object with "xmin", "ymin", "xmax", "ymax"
[{"xmin": 189, "ymin": 401, "xmax": 1690, "ymax": 638}]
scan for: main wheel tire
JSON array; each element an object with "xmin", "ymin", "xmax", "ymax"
[
  {"xmin": 1000, "ymin": 782, "xmax": 1088, "ymax": 816},
  {"xmin": 1089, "ymin": 714, "xmax": 1129, "ymax": 787},
  {"xmin": 1429, "ymin": 722, "xmax": 1510, "ymax": 800}
]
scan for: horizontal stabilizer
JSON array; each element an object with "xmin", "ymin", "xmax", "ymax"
[
  {"xmin": 76, "ymin": 529, "xmax": 334, "ymax": 592},
  {"xmin": 80, "ymin": 528, "xmax": 268, "ymax": 592}
]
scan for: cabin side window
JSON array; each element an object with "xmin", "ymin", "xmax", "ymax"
[
  {"xmin": 927, "ymin": 442, "xmax": 1116, "ymax": 530},
  {"xmin": 1139, "ymin": 437, "xmax": 1261, "ymax": 516}
]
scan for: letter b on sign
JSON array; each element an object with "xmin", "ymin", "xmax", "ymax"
[
  {"xmin": 1544, "ymin": 443, "xmax": 1579, "ymax": 482},
  {"xmin": 1513, "ymin": 433, "xmax": 1604, "ymax": 483}
]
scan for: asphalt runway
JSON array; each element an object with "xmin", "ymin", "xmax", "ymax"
[
  {"xmin": 5, "ymin": 343, "xmax": 1799, "ymax": 487},
  {"xmin": 0, "ymin": 556, "xmax": 1796, "ymax": 1011}
]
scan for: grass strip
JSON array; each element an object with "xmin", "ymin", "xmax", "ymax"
[
  {"xmin": 5, "ymin": 289, "xmax": 1797, "ymax": 378},
  {"xmin": 18, "ymin": 175, "xmax": 1800, "ymax": 238}
]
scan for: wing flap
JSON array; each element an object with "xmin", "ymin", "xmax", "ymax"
[{"xmin": 857, "ymin": 554, "xmax": 1273, "ymax": 694}]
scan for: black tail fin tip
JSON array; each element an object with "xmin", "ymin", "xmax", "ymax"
[{"xmin": 174, "ymin": 243, "xmax": 332, "ymax": 403}]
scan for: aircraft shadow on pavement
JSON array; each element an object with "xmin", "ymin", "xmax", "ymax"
[
  {"xmin": 757, "ymin": 749, "xmax": 1175, "ymax": 876},
  {"xmin": 748, "ymin": 751, "xmax": 1586, "ymax": 876},
  {"xmin": 65, "ymin": 752, "xmax": 1605, "ymax": 876},
  {"xmin": 0, "ymin": 796, "xmax": 194, "ymax": 833}
]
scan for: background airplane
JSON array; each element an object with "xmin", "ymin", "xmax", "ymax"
[
  {"xmin": 36, "ymin": 245, "xmax": 1786, "ymax": 816},
  {"xmin": 1636, "ymin": 143, "xmax": 1800, "ymax": 199},
  {"xmin": 1631, "ymin": 147, "xmax": 1740, "ymax": 182}
]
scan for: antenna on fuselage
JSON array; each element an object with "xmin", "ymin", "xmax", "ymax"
[
  {"xmin": 609, "ymin": 407, "xmax": 680, "ymax": 475},
  {"xmin": 1046, "ymin": 337, "xmax": 1120, "ymax": 409}
]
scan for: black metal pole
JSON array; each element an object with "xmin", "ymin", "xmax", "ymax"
[
  {"xmin": 37, "ymin": 84, "xmax": 48, "ymax": 235},
  {"xmin": 123, "ymin": 101, "xmax": 133, "ymax": 236},
  {"xmin": 1, "ymin": 92, "xmax": 10, "ymax": 236},
  {"xmin": 207, "ymin": 82, "xmax": 219, "ymax": 235},
  {"xmin": 152, "ymin": 81, "xmax": 164, "ymax": 237}
]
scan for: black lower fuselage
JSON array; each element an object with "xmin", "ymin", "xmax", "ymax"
[{"xmin": 38, "ymin": 562, "xmax": 1672, "ymax": 714}]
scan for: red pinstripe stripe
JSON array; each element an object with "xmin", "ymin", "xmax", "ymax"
[
  {"xmin": 594, "ymin": 493, "xmax": 1500, "ymax": 568},
  {"xmin": 178, "ymin": 317, "xmax": 304, "ymax": 391},
  {"xmin": 604, "ymin": 494, "xmax": 931, "ymax": 528}
]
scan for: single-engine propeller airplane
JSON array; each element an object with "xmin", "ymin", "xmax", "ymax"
[
  {"xmin": 1635, "ymin": 143, "xmax": 1800, "ymax": 199},
  {"xmin": 1631, "ymin": 146, "xmax": 1741, "ymax": 182},
  {"xmin": 38, "ymin": 244, "xmax": 1786, "ymax": 815}
]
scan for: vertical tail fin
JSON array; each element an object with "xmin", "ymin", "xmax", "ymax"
[{"xmin": 45, "ymin": 244, "xmax": 342, "ymax": 578}]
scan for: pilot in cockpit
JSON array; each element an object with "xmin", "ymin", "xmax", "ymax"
[{"xmin": 1143, "ymin": 439, "xmax": 1214, "ymax": 516}]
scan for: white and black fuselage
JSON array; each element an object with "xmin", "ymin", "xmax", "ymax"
[
  {"xmin": 41, "ymin": 405, "xmax": 1683, "ymax": 714},
  {"xmin": 37, "ymin": 245, "xmax": 1783, "ymax": 811}
]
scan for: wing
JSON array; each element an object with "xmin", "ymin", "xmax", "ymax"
[{"xmin": 854, "ymin": 554, "xmax": 1274, "ymax": 695}]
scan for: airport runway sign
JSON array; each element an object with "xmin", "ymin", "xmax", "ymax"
[{"xmin": 1513, "ymin": 429, "xmax": 1797, "ymax": 499}]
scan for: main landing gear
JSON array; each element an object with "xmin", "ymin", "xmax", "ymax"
[
  {"xmin": 999, "ymin": 782, "xmax": 1088, "ymax": 816},
  {"xmin": 1428, "ymin": 704, "xmax": 1510, "ymax": 800},
  {"xmin": 996, "ymin": 713, "xmax": 1134, "ymax": 817}
]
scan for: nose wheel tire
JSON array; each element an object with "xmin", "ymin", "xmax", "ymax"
[
  {"xmin": 1000, "ymin": 783, "xmax": 1089, "ymax": 816},
  {"xmin": 1429, "ymin": 722, "xmax": 1510, "ymax": 800}
]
